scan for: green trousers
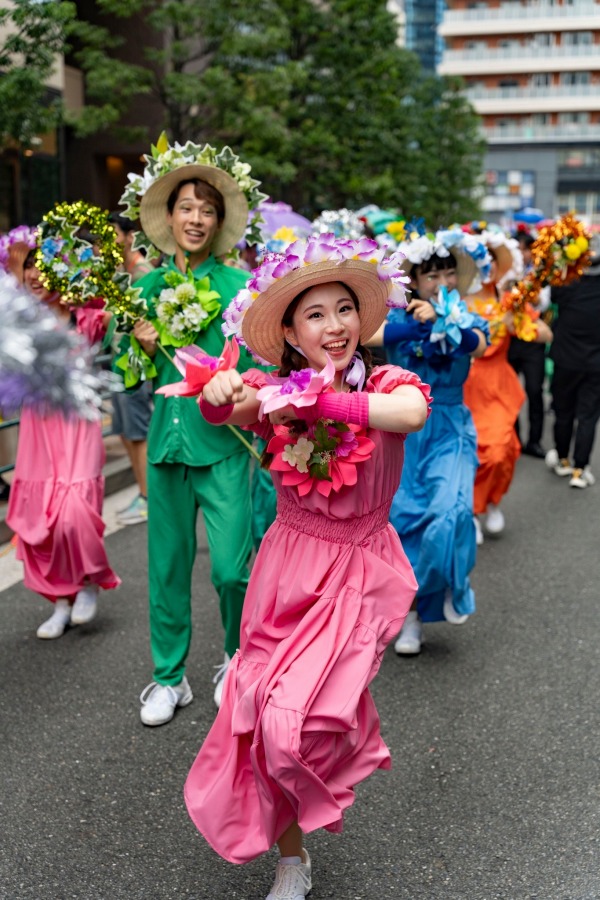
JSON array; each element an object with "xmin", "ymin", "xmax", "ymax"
[{"xmin": 147, "ymin": 454, "xmax": 252, "ymax": 685}]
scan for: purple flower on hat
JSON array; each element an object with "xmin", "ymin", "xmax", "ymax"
[
  {"xmin": 223, "ymin": 233, "xmax": 413, "ymax": 362},
  {"xmin": 222, "ymin": 287, "xmax": 254, "ymax": 341}
]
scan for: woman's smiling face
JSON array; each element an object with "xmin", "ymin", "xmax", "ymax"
[{"xmin": 282, "ymin": 281, "xmax": 361, "ymax": 380}]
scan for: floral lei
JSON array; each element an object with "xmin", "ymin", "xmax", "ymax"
[
  {"xmin": 119, "ymin": 132, "xmax": 267, "ymax": 259},
  {"xmin": 36, "ymin": 201, "xmax": 146, "ymax": 328}
]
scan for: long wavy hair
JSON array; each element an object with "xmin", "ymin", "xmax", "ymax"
[{"xmin": 261, "ymin": 281, "xmax": 373, "ymax": 469}]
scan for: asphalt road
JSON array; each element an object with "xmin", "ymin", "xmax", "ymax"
[{"xmin": 1, "ymin": 435, "xmax": 599, "ymax": 900}]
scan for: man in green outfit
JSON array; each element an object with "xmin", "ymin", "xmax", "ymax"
[{"xmin": 119, "ymin": 140, "xmax": 267, "ymax": 726}]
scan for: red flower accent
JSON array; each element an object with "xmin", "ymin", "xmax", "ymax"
[{"xmin": 267, "ymin": 419, "xmax": 375, "ymax": 497}]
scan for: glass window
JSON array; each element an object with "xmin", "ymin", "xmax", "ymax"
[
  {"xmin": 560, "ymin": 72, "xmax": 590, "ymax": 85},
  {"xmin": 532, "ymin": 33, "xmax": 554, "ymax": 47},
  {"xmin": 558, "ymin": 112, "xmax": 589, "ymax": 125},
  {"xmin": 532, "ymin": 73, "xmax": 552, "ymax": 87},
  {"xmin": 563, "ymin": 31, "xmax": 593, "ymax": 46}
]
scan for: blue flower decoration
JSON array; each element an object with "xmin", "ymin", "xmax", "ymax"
[
  {"xmin": 430, "ymin": 287, "xmax": 474, "ymax": 350},
  {"xmin": 405, "ymin": 217, "xmax": 427, "ymax": 237},
  {"xmin": 41, "ymin": 237, "xmax": 64, "ymax": 263},
  {"xmin": 464, "ymin": 241, "xmax": 492, "ymax": 282},
  {"xmin": 75, "ymin": 246, "xmax": 94, "ymax": 262}
]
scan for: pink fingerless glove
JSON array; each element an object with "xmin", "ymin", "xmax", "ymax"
[
  {"xmin": 300, "ymin": 390, "xmax": 370, "ymax": 428},
  {"xmin": 198, "ymin": 397, "xmax": 234, "ymax": 424}
]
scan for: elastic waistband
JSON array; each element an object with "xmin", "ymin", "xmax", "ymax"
[{"xmin": 276, "ymin": 495, "xmax": 391, "ymax": 545}]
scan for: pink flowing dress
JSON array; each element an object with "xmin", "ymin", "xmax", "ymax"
[
  {"xmin": 184, "ymin": 365, "xmax": 432, "ymax": 864},
  {"xmin": 6, "ymin": 307, "xmax": 120, "ymax": 602}
]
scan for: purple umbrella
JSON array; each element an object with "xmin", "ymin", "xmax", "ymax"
[{"xmin": 255, "ymin": 200, "xmax": 313, "ymax": 239}]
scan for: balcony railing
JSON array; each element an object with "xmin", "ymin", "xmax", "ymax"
[
  {"xmin": 443, "ymin": 2, "xmax": 600, "ymax": 23},
  {"xmin": 483, "ymin": 121, "xmax": 600, "ymax": 142},
  {"xmin": 442, "ymin": 43, "xmax": 600, "ymax": 63},
  {"xmin": 466, "ymin": 83, "xmax": 600, "ymax": 101}
]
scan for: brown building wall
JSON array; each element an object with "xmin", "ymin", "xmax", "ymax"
[{"xmin": 64, "ymin": 1, "xmax": 165, "ymax": 211}]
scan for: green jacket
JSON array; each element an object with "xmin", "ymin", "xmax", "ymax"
[{"xmin": 135, "ymin": 255, "xmax": 256, "ymax": 467}]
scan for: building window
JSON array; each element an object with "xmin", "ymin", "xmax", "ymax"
[
  {"xmin": 563, "ymin": 32, "xmax": 593, "ymax": 46},
  {"xmin": 559, "ymin": 112, "xmax": 591, "ymax": 124},
  {"xmin": 483, "ymin": 169, "xmax": 536, "ymax": 213},
  {"xmin": 532, "ymin": 73, "xmax": 552, "ymax": 87},
  {"xmin": 561, "ymin": 72, "xmax": 591, "ymax": 86},
  {"xmin": 532, "ymin": 113, "xmax": 550, "ymax": 125},
  {"xmin": 532, "ymin": 33, "xmax": 554, "ymax": 48}
]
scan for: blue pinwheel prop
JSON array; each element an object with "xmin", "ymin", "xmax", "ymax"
[{"xmin": 430, "ymin": 287, "xmax": 475, "ymax": 351}]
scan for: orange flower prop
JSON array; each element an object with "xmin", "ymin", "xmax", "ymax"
[{"xmin": 505, "ymin": 214, "xmax": 592, "ymax": 339}]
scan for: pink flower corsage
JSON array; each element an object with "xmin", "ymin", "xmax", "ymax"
[
  {"xmin": 268, "ymin": 416, "xmax": 375, "ymax": 497},
  {"xmin": 156, "ymin": 337, "xmax": 240, "ymax": 397},
  {"xmin": 255, "ymin": 356, "xmax": 335, "ymax": 420}
]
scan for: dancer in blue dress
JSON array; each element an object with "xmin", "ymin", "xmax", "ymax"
[{"xmin": 369, "ymin": 228, "xmax": 490, "ymax": 654}]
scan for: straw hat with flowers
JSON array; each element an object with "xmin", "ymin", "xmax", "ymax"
[
  {"xmin": 222, "ymin": 234, "xmax": 411, "ymax": 366},
  {"xmin": 119, "ymin": 133, "xmax": 267, "ymax": 259}
]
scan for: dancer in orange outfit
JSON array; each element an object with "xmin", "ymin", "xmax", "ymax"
[{"xmin": 464, "ymin": 232, "xmax": 550, "ymax": 543}]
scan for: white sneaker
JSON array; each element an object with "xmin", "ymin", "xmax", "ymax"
[
  {"xmin": 140, "ymin": 676, "xmax": 193, "ymax": 726},
  {"xmin": 36, "ymin": 600, "xmax": 71, "ymax": 639},
  {"xmin": 473, "ymin": 516, "xmax": 484, "ymax": 546},
  {"xmin": 485, "ymin": 504, "xmax": 505, "ymax": 535},
  {"xmin": 213, "ymin": 653, "xmax": 231, "ymax": 709},
  {"xmin": 443, "ymin": 591, "xmax": 469, "ymax": 625},
  {"xmin": 117, "ymin": 494, "xmax": 148, "ymax": 525},
  {"xmin": 70, "ymin": 584, "xmax": 99, "ymax": 625},
  {"xmin": 570, "ymin": 466, "xmax": 595, "ymax": 489},
  {"xmin": 394, "ymin": 611, "xmax": 423, "ymax": 655},
  {"xmin": 266, "ymin": 850, "xmax": 312, "ymax": 900},
  {"xmin": 545, "ymin": 449, "xmax": 572, "ymax": 476}
]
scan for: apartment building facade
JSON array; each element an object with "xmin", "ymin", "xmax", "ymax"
[{"xmin": 439, "ymin": 0, "xmax": 600, "ymax": 225}]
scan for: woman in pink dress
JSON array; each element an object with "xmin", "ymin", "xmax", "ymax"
[
  {"xmin": 182, "ymin": 236, "xmax": 431, "ymax": 899},
  {"xmin": 7, "ymin": 252, "xmax": 120, "ymax": 639}
]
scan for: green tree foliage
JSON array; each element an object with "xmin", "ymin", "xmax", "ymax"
[
  {"xmin": 2, "ymin": 0, "xmax": 486, "ymax": 223},
  {"xmin": 0, "ymin": 0, "xmax": 76, "ymax": 150}
]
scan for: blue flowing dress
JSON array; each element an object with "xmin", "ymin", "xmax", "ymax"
[{"xmin": 386, "ymin": 307, "xmax": 489, "ymax": 623}]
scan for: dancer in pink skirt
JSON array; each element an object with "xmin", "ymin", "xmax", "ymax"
[
  {"xmin": 7, "ymin": 251, "xmax": 120, "ymax": 639},
  {"xmin": 181, "ymin": 236, "xmax": 431, "ymax": 899}
]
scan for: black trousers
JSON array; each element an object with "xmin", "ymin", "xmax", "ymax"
[
  {"xmin": 550, "ymin": 365, "xmax": 600, "ymax": 468},
  {"xmin": 508, "ymin": 338, "xmax": 546, "ymax": 445}
]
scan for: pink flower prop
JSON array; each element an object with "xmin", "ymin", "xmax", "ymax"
[
  {"xmin": 268, "ymin": 421, "xmax": 375, "ymax": 498},
  {"xmin": 255, "ymin": 356, "xmax": 335, "ymax": 419},
  {"xmin": 156, "ymin": 337, "xmax": 240, "ymax": 398}
]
